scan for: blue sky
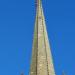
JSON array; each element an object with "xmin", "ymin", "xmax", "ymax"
[{"xmin": 0, "ymin": 0, "xmax": 75, "ymax": 75}]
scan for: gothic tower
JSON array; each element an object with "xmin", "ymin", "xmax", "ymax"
[{"xmin": 29, "ymin": 0, "xmax": 56, "ymax": 75}]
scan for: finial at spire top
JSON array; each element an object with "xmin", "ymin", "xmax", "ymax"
[
  {"xmin": 21, "ymin": 72, "xmax": 24, "ymax": 75},
  {"xmin": 35, "ymin": 0, "xmax": 42, "ymax": 8},
  {"xmin": 62, "ymin": 71, "xmax": 66, "ymax": 75}
]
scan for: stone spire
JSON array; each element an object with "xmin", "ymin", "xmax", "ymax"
[{"xmin": 29, "ymin": 0, "xmax": 56, "ymax": 75}]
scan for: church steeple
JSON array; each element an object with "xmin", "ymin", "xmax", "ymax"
[{"xmin": 29, "ymin": 0, "xmax": 56, "ymax": 75}]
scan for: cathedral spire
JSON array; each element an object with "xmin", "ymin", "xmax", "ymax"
[{"xmin": 29, "ymin": 0, "xmax": 56, "ymax": 75}]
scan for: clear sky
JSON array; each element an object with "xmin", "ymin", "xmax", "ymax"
[{"xmin": 0, "ymin": 0, "xmax": 75, "ymax": 75}]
